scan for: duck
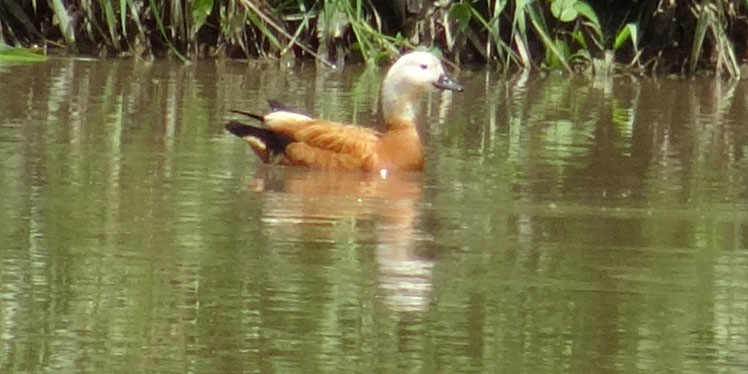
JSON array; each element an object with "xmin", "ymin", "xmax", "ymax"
[{"xmin": 224, "ymin": 51, "xmax": 463, "ymax": 172}]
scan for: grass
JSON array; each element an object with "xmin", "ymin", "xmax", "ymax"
[
  {"xmin": 0, "ymin": 41, "xmax": 47, "ymax": 63},
  {"xmin": 0, "ymin": 0, "xmax": 746, "ymax": 75}
]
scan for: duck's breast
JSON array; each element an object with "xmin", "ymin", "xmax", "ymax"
[{"xmin": 374, "ymin": 127, "xmax": 424, "ymax": 172}]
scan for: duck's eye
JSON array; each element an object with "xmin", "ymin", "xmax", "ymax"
[{"xmin": 419, "ymin": 64, "xmax": 428, "ymax": 70}]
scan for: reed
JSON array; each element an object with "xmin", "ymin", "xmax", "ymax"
[{"xmin": 0, "ymin": 0, "xmax": 745, "ymax": 75}]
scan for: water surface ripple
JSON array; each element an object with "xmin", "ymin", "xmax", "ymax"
[{"xmin": 1, "ymin": 59, "xmax": 747, "ymax": 374}]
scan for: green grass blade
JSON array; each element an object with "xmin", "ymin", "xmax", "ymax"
[
  {"xmin": 246, "ymin": 11, "xmax": 283, "ymax": 51},
  {"xmin": 468, "ymin": 5, "xmax": 518, "ymax": 64},
  {"xmin": 527, "ymin": 2, "xmax": 572, "ymax": 72},
  {"xmin": 50, "ymin": 0, "xmax": 76, "ymax": 47},
  {"xmin": 101, "ymin": 0, "xmax": 118, "ymax": 46},
  {"xmin": 191, "ymin": 0, "xmax": 213, "ymax": 33},
  {"xmin": 170, "ymin": 0, "xmax": 185, "ymax": 41},
  {"xmin": 574, "ymin": 0, "xmax": 602, "ymax": 45},
  {"xmin": 613, "ymin": 23, "xmax": 636, "ymax": 50},
  {"xmin": 281, "ymin": 10, "xmax": 311, "ymax": 55},
  {"xmin": 120, "ymin": 0, "xmax": 127, "ymax": 36},
  {"xmin": 512, "ymin": 0, "xmax": 532, "ymax": 68},
  {"xmin": 126, "ymin": 0, "xmax": 147, "ymax": 44},
  {"xmin": 573, "ymin": 1, "xmax": 599, "ymax": 28},
  {"xmin": 0, "ymin": 42, "xmax": 48, "ymax": 63},
  {"xmin": 147, "ymin": 0, "xmax": 190, "ymax": 61},
  {"xmin": 492, "ymin": 0, "xmax": 508, "ymax": 16},
  {"xmin": 3, "ymin": 0, "xmax": 43, "ymax": 38},
  {"xmin": 713, "ymin": 18, "xmax": 740, "ymax": 77},
  {"xmin": 689, "ymin": 5, "xmax": 710, "ymax": 74},
  {"xmin": 239, "ymin": 0, "xmax": 333, "ymax": 66},
  {"xmin": 513, "ymin": 0, "xmax": 531, "ymax": 31}
]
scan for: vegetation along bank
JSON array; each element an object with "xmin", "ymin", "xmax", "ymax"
[{"xmin": 1, "ymin": 0, "xmax": 747, "ymax": 75}]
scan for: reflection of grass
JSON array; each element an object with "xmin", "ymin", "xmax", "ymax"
[
  {"xmin": 2, "ymin": 56, "xmax": 745, "ymax": 220},
  {"xmin": 3, "ymin": 57, "xmax": 748, "ymax": 373},
  {"xmin": 1, "ymin": 1, "xmax": 746, "ymax": 74}
]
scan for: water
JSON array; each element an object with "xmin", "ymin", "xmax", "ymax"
[{"xmin": 1, "ymin": 58, "xmax": 748, "ymax": 373}]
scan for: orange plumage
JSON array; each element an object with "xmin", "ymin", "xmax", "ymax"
[{"xmin": 225, "ymin": 51, "xmax": 463, "ymax": 172}]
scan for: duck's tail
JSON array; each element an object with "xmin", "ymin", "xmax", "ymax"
[
  {"xmin": 225, "ymin": 99, "xmax": 299, "ymax": 163},
  {"xmin": 224, "ymin": 121, "xmax": 265, "ymax": 138},
  {"xmin": 228, "ymin": 109, "xmax": 265, "ymax": 122},
  {"xmin": 228, "ymin": 99, "xmax": 299, "ymax": 121},
  {"xmin": 225, "ymin": 121, "xmax": 293, "ymax": 164}
]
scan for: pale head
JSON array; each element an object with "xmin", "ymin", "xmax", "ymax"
[{"xmin": 381, "ymin": 51, "xmax": 463, "ymax": 127}]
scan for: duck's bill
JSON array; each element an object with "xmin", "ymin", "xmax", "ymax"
[{"xmin": 433, "ymin": 74, "xmax": 464, "ymax": 92}]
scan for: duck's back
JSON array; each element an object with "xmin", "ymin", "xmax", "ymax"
[{"xmin": 264, "ymin": 112, "xmax": 382, "ymax": 170}]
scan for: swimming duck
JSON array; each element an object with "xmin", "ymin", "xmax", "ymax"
[{"xmin": 225, "ymin": 51, "xmax": 463, "ymax": 172}]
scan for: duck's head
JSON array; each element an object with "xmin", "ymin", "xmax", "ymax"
[
  {"xmin": 383, "ymin": 51, "xmax": 463, "ymax": 98},
  {"xmin": 381, "ymin": 51, "xmax": 463, "ymax": 125}
]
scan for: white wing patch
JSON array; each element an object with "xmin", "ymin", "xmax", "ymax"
[{"xmin": 264, "ymin": 111, "xmax": 312, "ymax": 123}]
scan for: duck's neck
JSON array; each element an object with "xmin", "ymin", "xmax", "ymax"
[{"xmin": 381, "ymin": 80, "xmax": 422, "ymax": 131}]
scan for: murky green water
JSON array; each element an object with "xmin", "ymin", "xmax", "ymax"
[{"xmin": 1, "ymin": 58, "xmax": 748, "ymax": 373}]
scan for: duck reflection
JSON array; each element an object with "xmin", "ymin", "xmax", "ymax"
[{"xmin": 248, "ymin": 167, "xmax": 435, "ymax": 312}]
